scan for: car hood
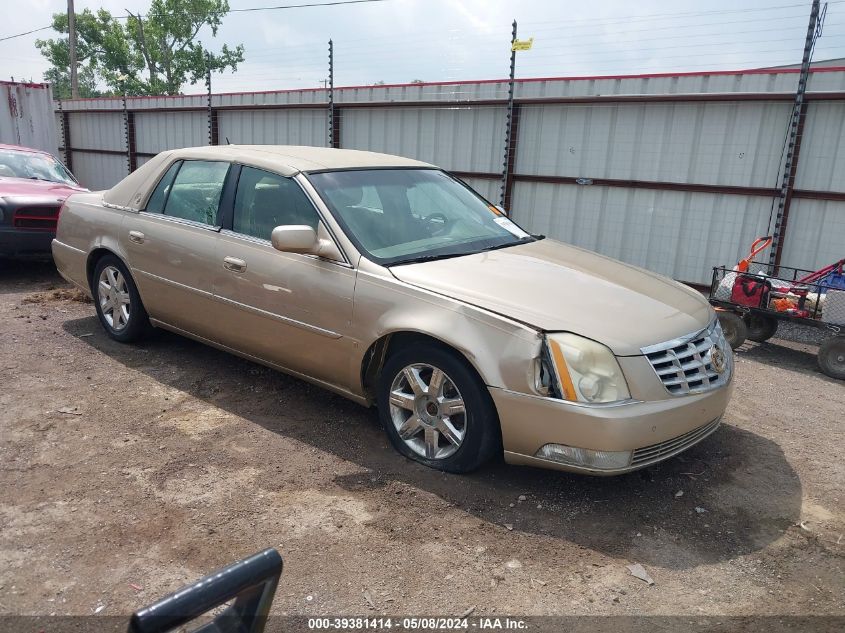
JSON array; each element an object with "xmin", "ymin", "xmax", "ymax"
[
  {"xmin": 389, "ymin": 239, "xmax": 713, "ymax": 356},
  {"xmin": 0, "ymin": 176, "xmax": 86, "ymax": 199}
]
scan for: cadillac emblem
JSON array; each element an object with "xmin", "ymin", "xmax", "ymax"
[{"xmin": 710, "ymin": 344, "xmax": 727, "ymax": 375}]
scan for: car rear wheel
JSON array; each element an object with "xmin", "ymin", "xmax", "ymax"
[
  {"xmin": 818, "ymin": 336, "xmax": 845, "ymax": 380},
  {"xmin": 377, "ymin": 343, "xmax": 500, "ymax": 473},
  {"xmin": 92, "ymin": 254, "xmax": 149, "ymax": 343},
  {"xmin": 745, "ymin": 314, "xmax": 778, "ymax": 342},
  {"xmin": 717, "ymin": 310, "xmax": 747, "ymax": 349}
]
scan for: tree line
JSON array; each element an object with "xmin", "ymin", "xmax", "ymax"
[{"xmin": 37, "ymin": 0, "xmax": 244, "ymax": 98}]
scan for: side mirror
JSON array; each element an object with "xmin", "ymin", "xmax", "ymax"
[
  {"xmin": 271, "ymin": 225, "xmax": 316, "ymax": 253},
  {"xmin": 270, "ymin": 224, "xmax": 344, "ymax": 262}
]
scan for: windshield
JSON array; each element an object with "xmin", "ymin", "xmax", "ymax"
[
  {"xmin": 0, "ymin": 149, "xmax": 77, "ymax": 185},
  {"xmin": 307, "ymin": 169, "xmax": 534, "ymax": 265}
]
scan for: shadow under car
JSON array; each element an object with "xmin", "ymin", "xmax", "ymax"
[{"xmin": 64, "ymin": 315, "xmax": 803, "ymax": 570}]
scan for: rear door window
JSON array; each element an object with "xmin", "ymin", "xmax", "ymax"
[{"xmin": 162, "ymin": 160, "xmax": 229, "ymax": 226}]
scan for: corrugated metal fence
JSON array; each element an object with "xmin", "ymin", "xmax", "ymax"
[
  {"xmin": 55, "ymin": 67, "xmax": 845, "ymax": 285},
  {"xmin": 1, "ymin": 81, "xmax": 58, "ymax": 156}
]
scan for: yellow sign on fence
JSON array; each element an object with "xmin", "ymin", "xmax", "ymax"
[{"xmin": 511, "ymin": 38, "xmax": 534, "ymax": 51}]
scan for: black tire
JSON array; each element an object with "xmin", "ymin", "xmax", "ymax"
[
  {"xmin": 377, "ymin": 343, "xmax": 501, "ymax": 473},
  {"xmin": 818, "ymin": 336, "xmax": 845, "ymax": 380},
  {"xmin": 745, "ymin": 314, "xmax": 779, "ymax": 343},
  {"xmin": 718, "ymin": 311, "xmax": 747, "ymax": 349},
  {"xmin": 91, "ymin": 254, "xmax": 149, "ymax": 343}
]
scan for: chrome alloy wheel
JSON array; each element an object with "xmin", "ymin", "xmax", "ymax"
[
  {"xmin": 388, "ymin": 363, "xmax": 467, "ymax": 460},
  {"xmin": 97, "ymin": 265, "xmax": 130, "ymax": 331}
]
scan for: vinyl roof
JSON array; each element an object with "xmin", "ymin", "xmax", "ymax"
[{"xmin": 163, "ymin": 145, "xmax": 433, "ymax": 176}]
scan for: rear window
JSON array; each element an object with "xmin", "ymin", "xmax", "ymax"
[{"xmin": 144, "ymin": 160, "xmax": 229, "ymax": 226}]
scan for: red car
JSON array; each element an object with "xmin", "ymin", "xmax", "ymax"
[{"xmin": 0, "ymin": 143, "xmax": 87, "ymax": 257}]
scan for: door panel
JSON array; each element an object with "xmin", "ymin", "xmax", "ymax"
[
  {"xmin": 213, "ymin": 232, "xmax": 356, "ymax": 390},
  {"xmin": 122, "ymin": 160, "xmax": 229, "ymax": 336},
  {"xmin": 212, "ymin": 166, "xmax": 356, "ymax": 390},
  {"xmin": 123, "ymin": 214, "xmax": 220, "ymax": 335}
]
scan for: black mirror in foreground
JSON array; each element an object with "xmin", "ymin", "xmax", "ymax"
[{"xmin": 128, "ymin": 548, "xmax": 283, "ymax": 633}]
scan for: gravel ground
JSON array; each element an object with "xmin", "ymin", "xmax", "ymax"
[
  {"xmin": 0, "ymin": 260, "xmax": 843, "ymax": 622},
  {"xmin": 774, "ymin": 321, "xmax": 832, "ymax": 346}
]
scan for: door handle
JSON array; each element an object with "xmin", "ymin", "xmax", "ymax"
[
  {"xmin": 128, "ymin": 230, "xmax": 145, "ymax": 244},
  {"xmin": 223, "ymin": 256, "xmax": 247, "ymax": 273}
]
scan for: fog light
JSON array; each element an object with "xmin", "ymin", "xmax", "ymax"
[{"xmin": 535, "ymin": 444, "xmax": 632, "ymax": 470}]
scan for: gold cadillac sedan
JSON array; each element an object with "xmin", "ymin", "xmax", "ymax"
[{"xmin": 53, "ymin": 146, "xmax": 733, "ymax": 475}]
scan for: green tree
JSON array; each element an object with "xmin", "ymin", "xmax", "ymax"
[
  {"xmin": 36, "ymin": 0, "xmax": 244, "ymax": 98},
  {"xmin": 36, "ymin": 9, "xmax": 127, "ymax": 98}
]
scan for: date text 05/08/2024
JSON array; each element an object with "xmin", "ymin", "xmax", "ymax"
[{"xmin": 307, "ymin": 617, "xmax": 528, "ymax": 630}]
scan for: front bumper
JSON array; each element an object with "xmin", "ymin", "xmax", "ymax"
[
  {"xmin": 492, "ymin": 378, "xmax": 733, "ymax": 475},
  {"xmin": 0, "ymin": 228, "xmax": 55, "ymax": 257}
]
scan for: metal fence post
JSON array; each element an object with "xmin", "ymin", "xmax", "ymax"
[
  {"xmin": 127, "ymin": 110, "xmax": 137, "ymax": 172},
  {"xmin": 328, "ymin": 39, "xmax": 339, "ymax": 148},
  {"xmin": 500, "ymin": 20, "xmax": 518, "ymax": 212},
  {"xmin": 62, "ymin": 108, "xmax": 73, "ymax": 173},
  {"xmin": 206, "ymin": 54, "xmax": 218, "ymax": 146},
  {"xmin": 121, "ymin": 88, "xmax": 135, "ymax": 174},
  {"xmin": 768, "ymin": 0, "xmax": 822, "ymax": 271},
  {"xmin": 57, "ymin": 97, "xmax": 70, "ymax": 170}
]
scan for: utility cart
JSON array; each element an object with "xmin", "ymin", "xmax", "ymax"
[{"xmin": 708, "ymin": 259, "xmax": 845, "ymax": 380}]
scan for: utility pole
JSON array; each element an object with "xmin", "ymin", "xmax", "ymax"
[
  {"xmin": 67, "ymin": 0, "xmax": 79, "ymax": 99},
  {"xmin": 768, "ymin": 0, "xmax": 824, "ymax": 271}
]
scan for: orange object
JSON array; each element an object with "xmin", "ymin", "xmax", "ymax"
[
  {"xmin": 772, "ymin": 297, "xmax": 796, "ymax": 312},
  {"xmin": 736, "ymin": 236, "xmax": 773, "ymax": 273}
]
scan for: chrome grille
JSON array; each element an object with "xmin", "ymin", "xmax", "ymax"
[
  {"xmin": 631, "ymin": 417, "xmax": 721, "ymax": 466},
  {"xmin": 641, "ymin": 320, "xmax": 732, "ymax": 396}
]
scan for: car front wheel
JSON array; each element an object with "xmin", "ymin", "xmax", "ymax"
[
  {"xmin": 92, "ymin": 254, "xmax": 149, "ymax": 343},
  {"xmin": 377, "ymin": 343, "xmax": 500, "ymax": 473}
]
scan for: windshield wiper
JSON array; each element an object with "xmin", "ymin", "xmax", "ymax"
[
  {"xmin": 391, "ymin": 236, "xmax": 537, "ymax": 266},
  {"xmin": 389, "ymin": 251, "xmax": 473, "ymax": 266},
  {"xmin": 477, "ymin": 236, "xmax": 535, "ymax": 253}
]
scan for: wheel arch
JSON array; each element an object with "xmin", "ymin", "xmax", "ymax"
[
  {"xmin": 86, "ymin": 247, "xmax": 128, "ymax": 291},
  {"xmin": 360, "ymin": 330, "xmax": 490, "ymax": 404}
]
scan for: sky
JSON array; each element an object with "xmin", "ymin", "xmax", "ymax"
[{"xmin": 1, "ymin": 0, "xmax": 844, "ymax": 95}]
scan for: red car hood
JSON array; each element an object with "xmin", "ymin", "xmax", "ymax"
[{"xmin": 0, "ymin": 176, "xmax": 87, "ymax": 199}]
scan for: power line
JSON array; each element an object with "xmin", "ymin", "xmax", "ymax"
[
  {"xmin": 0, "ymin": 25, "xmax": 52, "ymax": 43},
  {"xmin": 0, "ymin": 0, "xmax": 392, "ymax": 43},
  {"xmin": 239, "ymin": 12, "xmax": 831, "ymax": 55},
  {"xmin": 2, "ymin": 0, "xmax": 834, "ymax": 45},
  {"xmin": 227, "ymin": 0, "xmax": 390, "ymax": 12},
  {"xmin": 520, "ymin": 0, "xmax": 845, "ymax": 27}
]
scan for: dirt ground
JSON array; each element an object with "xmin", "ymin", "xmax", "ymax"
[{"xmin": 0, "ymin": 259, "xmax": 843, "ymax": 621}]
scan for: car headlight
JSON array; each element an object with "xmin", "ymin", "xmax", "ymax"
[{"xmin": 545, "ymin": 333, "xmax": 631, "ymax": 404}]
